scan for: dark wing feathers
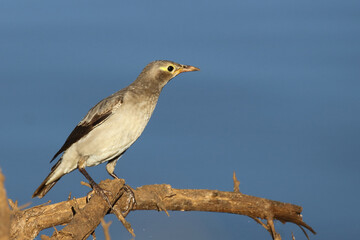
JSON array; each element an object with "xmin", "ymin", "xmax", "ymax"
[
  {"xmin": 50, "ymin": 112, "xmax": 112, "ymax": 162},
  {"xmin": 50, "ymin": 92, "xmax": 124, "ymax": 162}
]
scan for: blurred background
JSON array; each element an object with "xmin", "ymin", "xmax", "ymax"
[{"xmin": 1, "ymin": 0, "xmax": 359, "ymax": 239}]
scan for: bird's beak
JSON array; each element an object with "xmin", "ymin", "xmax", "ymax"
[{"xmin": 174, "ymin": 65, "xmax": 200, "ymax": 76}]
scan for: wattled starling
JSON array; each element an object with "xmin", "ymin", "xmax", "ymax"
[{"xmin": 33, "ymin": 60, "xmax": 199, "ymax": 198}]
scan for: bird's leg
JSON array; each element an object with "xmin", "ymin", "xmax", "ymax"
[
  {"xmin": 108, "ymin": 171, "xmax": 119, "ymax": 179},
  {"xmin": 78, "ymin": 157, "xmax": 115, "ymax": 211},
  {"xmin": 78, "ymin": 167, "xmax": 113, "ymax": 208},
  {"xmin": 79, "ymin": 167, "xmax": 127, "ymax": 219},
  {"xmin": 109, "ymin": 172, "xmax": 136, "ymax": 216},
  {"xmin": 106, "ymin": 160, "xmax": 136, "ymax": 215}
]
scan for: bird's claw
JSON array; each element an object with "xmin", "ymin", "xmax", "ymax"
[
  {"xmin": 84, "ymin": 182, "xmax": 115, "ymax": 214},
  {"xmin": 122, "ymin": 184, "xmax": 136, "ymax": 216}
]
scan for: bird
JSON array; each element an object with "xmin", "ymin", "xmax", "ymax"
[{"xmin": 32, "ymin": 60, "xmax": 199, "ymax": 199}]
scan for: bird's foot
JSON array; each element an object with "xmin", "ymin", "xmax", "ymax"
[
  {"xmin": 85, "ymin": 182, "xmax": 116, "ymax": 214},
  {"xmin": 93, "ymin": 182, "xmax": 114, "ymax": 206},
  {"xmin": 122, "ymin": 184, "xmax": 136, "ymax": 216},
  {"xmin": 107, "ymin": 172, "xmax": 135, "ymax": 215}
]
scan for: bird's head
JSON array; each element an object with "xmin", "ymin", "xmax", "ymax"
[{"xmin": 134, "ymin": 60, "xmax": 200, "ymax": 92}]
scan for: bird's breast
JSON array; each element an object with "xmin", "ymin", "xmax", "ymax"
[{"xmin": 73, "ymin": 95, "xmax": 158, "ymax": 166}]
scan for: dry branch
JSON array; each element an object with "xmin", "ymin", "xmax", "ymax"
[
  {"xmin": 0, "ymin": 169, "xmax": 11, "ymax": 240},
  {"xmin": 101, "ymin": 219, "xmax": 112, "ymax": 240},
  {"xmin": 48, "ymin": 179, "xmax": 125, "ymax": 240},
  {"xmin": 9, "ymin": 178, "xmax": 316, "ymax": 239}
]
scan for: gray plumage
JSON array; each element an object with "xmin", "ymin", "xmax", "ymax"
[{"xmin": 33, "ymin": 60, "xmax": 199, "ymax": 198}]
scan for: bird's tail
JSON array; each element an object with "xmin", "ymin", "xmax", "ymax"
[{"xmin": 32, "ymin": 160, "xmax": 63, "ymax": 198}]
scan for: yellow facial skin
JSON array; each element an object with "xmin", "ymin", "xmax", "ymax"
[{"xmin": 160, "ymin": 64, "xmax": 200, "ymax": 77}]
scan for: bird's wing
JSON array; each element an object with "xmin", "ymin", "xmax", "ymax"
[{"xmin": 50, "ymin": 91, "xmax": 124, "ymax": 162}]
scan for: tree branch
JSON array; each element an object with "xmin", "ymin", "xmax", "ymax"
[
  {"xmin": 48, "ymin": 179, "xmax": 126, "ymax": 240},
  {"xmin": 0, "ymin": 169, "xmax": 11, "ymax": 240},
  {"xmin": 9, "ymin": 177, "xmax": 315, "ymax": 239}
]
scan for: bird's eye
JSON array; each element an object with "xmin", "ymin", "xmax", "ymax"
[{"xmin": 167, "ymin": 66, "xmax": 174, "ymax": 72}]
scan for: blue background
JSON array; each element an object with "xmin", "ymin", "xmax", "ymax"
[{"xmin": 1, "ymin": 1, "xmax": 359, "ymax": 239}]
